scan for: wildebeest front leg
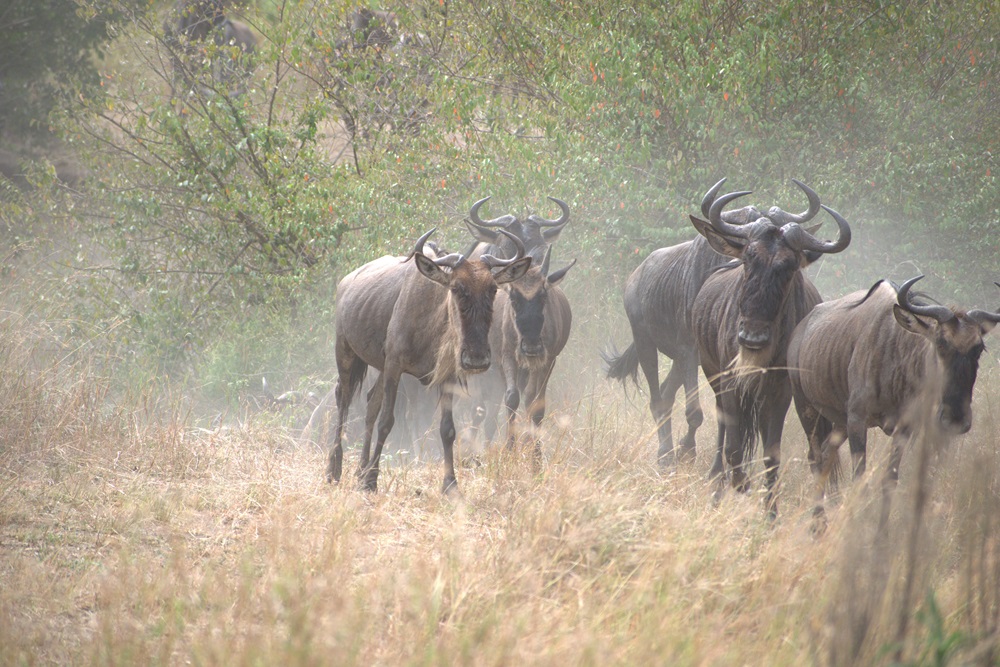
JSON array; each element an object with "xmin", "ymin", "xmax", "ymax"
[
  {"xmin": 358, "ymin": 378, "xmax": 384, "ymax": 474},
  {"xmin": 758, "ymin": 382, "xmax": 792, "ymax": 519},
  {"xmin": 439, "ymin": 389, "xmax": 459, "ymax": 494},
  {"xmin": 878, "ymin": 428, "xmax": 908, "ymax": 532},
  {"xmin": 707, "ymin": 377, "xmax": 728, "ymax": 501},
  {"xmin": 360, "ymin": 374, "xmax": 398, "ymax": 492},
  {"xmin": 523, "ymin": 366, "xmax": 554, "ymax": 465}
]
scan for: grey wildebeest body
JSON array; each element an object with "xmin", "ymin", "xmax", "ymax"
[
  {"xmin": 492, "ymin": 250, "xmax": 576, "ymax": 455},
  {"xmin": 328, "ymin": 230, "xmax": 531, "ymax": 492},
  {"xmin": 788, "ymin": 276, "xmax": 1000, "ymax": 523},
  {"xmin": 689, "ymin": 185, "xmax": 851, "ymax": 514},
  {"xmin": 603, "ymin": 178, "xmax": 819, "ymax": 465}
]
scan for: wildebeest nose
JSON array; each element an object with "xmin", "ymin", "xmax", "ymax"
[
  {"xmin": 461, "ymin": 351, "xmax": 491, "ymax": 372},
  {"xmin": 737, "ymin": 326, "xmax": 770, "ymax": 350},
  {"xmin": 939, "ymin": 406, "xmax": 972, "ymax": 434},
  {"xmin": 520, "ymin": 340, "xmax": 544, "ymax": 356}
]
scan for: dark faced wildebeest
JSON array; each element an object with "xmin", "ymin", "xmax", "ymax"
[
  {"xmin": 690, "ymin": 185, "xmax": 851, "ymax": 515},
  {"xmin": 603, "ymin": 178, "xmax": 820, "ymax": 466},
  {"xmin": 327, "ymin": 229, "xmax": 531, "ymax": 493},
  {"xmin": 491, "ymin": 247, "xmax": 576, "ymax": 456},
  {"xmin": 788, "ymin": 275, "xmax": 1000, "ymax": 526}
]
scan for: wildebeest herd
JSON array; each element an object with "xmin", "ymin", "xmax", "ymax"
[
  {"xmin": 306, "ymin": 175, "xmax": 998, "ymax": 530},
  {"xmin": 161, "ymin": 3, "xmax": 999, "ymax": 522}
]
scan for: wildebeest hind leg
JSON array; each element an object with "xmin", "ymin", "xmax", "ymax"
[
  {"xmin": 360, "ymin": 375, "xmax": 397, "ymax": 492},
  {"xmin": 678, "ymin": 354, "xmax": 703, "ymax": 461},
  {"xmin": 636, "ymin": 341, "xmax": 673, "ymax": 466}
]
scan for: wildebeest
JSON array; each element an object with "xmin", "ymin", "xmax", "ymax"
[
  {"xmin": 491, "ymin": 247, "xmax": 576, "ymax": 456},
  {"xmin": 690, "ymin": 185, "xmax": 851, "ymax": 514},
  {"xmin": 164, "ymin": 0, "xmax": 257, "ymax": 96},
  {"xmin": 464, "ymin": 196, "xmax": 571, "ymax": 263},
  {"xmin": 603, "ymin": 179, "xmax": 819, "ymax": 466},
  {"xmin": 327, "ymin": 229, "xmax": 531, "ymax": 493},
  {"xmin": 788, "ymin": 275, "xmax": 1000, "ymax": 524},
  {"xmin": 460, "ymin": 196, "xmax": 571, "ymax": 441}
]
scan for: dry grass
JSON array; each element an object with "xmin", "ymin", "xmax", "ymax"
[{"xmin": 2, "ymin": 311, "xmax": 1000, "ymax": 665}]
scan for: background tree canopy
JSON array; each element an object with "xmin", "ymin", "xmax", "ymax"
[{"xmin": 2, "ymin": 0, "xmax": 997, "ymax": 407}]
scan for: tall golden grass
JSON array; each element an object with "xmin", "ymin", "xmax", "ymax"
[{"xmin": 2, "ymin": 301, "xmax": 999, "ymax": 666}]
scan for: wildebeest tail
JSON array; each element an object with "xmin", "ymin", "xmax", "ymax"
[
  {"xmin": 343, "ymin": 357, "xmax": 370, "ymax": 404},
  {"xmin": 601, "ymin": 340, "xmax": 639, "ymax": 386}
]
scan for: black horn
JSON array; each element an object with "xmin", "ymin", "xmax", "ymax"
[
  {"xmin": 470, "ymin": 196, "xmax": 516, "ymax": 228},
  {"xmin": 897, "ymin": 275, "xmax": 955, "ymax": 322},
  {"xmin": 527, "ymin": 196, "xmax": 570, "ymax": 227},
  {"xmin": 700, "ymin": 178, "xmax": 728, "ymax": 218},
  {"xmin": 708, "ymin": 190, "xmax": 754, "ymax": 238},
  {"xmin": 781, "ymin": 179, "xmax": 822, "ymax": 224},
  {"xmin": 967, "ymin": 282, "xmax": 1000, "ymax": 326},
  {"xmin": 481, "ymin": 229, "xmax": 527, "ymax": 268},
  {"xmin": 782, "ymin": 204, "xmax": 851, "ymax": 255}
]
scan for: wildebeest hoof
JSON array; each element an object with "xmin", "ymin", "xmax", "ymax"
[{"xmin": 442, "ymin": 477, "xmax": 458, "ymax": 495}]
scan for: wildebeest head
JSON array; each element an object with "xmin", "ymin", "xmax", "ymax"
[
  {"xmin": 893, "ymin": 275, "xmax": 1000, "ymax": 434},
  {"xmin": 690, "ymin": 181, "xmax": 850, "ymax": 366},
  {"xmin": 411, "ymin": 228, "xmax": 532, "ymax": 373},
  {"xmin": 174, "ymin": 0, "xmax": 226, "ymax": 41},
  {"xmin": 465, "ymin": 196, "xmax": 570, "ymax": 263},
  {"xmin": 506, "ymin": 246, "xmax": 576, "ymax": 366}
]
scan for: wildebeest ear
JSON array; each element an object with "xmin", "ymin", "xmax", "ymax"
[
  {"xmin": 492, "ymin": 256, "xmax": 532, "ymax": 285},
  {"xmin": 541, "ymin": 225, "xmax": 565, "ymax": 243},
  {"xmin": 892, "ymin": 304, "xmax": 936, "ymax": 337},
  {"xmin": 689, "ymin": 215, "xmax": 745, "ymax": 258},
  {"xmin": 799, "ymin": 249, "xmax": 823, "ymax": 267},
  {"xmin": 547, "ymin": 258, "xmax": 577, "ymax": 286},
  {"xmin": 414, "ymin": 253, "xmax": 452, "ymax": 287}
]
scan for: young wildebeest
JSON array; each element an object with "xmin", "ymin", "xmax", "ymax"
[
  {"xmin": 690, "ymin": 186, "xmax": 851, "ymax": 515},
  {"xmin": 603, "ymin": 178, "xmax": 820, "ymax": 466},
  {"xmin": 327, "ymin": 229, "xmax": 531, "ymax": 493},
  {"xmin": 788, "ymin": 275, "xmax": 1000, "ymax": 527},
  {"xmin": 492, "ymin": 247, "xmax": 576, "ymax": 456}
]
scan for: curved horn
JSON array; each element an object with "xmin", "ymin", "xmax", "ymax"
[
  {"xmin": 783, "ymin": 179, "xmax": 822, "ymax": 224},
  {"xmin": 708, "ymin": 189, "xmax": 754, "ymax": 238},
  {"xmin": 967, "ymin": 282, "xmax": 1000, "ymax": 325},
  {"xmin": 409, "ymin": 228, "xmax": 465, "ymax": 267},
  {"xmin": 527, "ymin": 196, "xmax": 570, "ymax": 227},
  {"xmin": 406, "ymin": 228, "xmax": 437, "ymax": 260},
  {"xmin": 481, "ymin": 229, "xmax": 527, "ymax": 268},
  {"xmin": 782, "ymin": 204, "xmax": 852, "ymax": 255},
  {"xmin": 897, "ymin": 275, "xmax": 955, "ymax": 323},
  {"xmin": 540, "ymin": 245, "xmax": 552, "ymax": 276},
  {"xmin": 470, "ymin": 196, "xmax": 516, "ymax": 228},
  {"xmin": 701, "ymin": 178, "xmax": 727, "ymax": 218}
]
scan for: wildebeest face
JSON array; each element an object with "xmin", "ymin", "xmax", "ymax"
[
  {"xmin": 736, "ymin": 226, "xmax": 801, "ymax": 354},
  {"xmin": 415, "ymin": 250, "xmax": 530, "ymax": 373},
  {"xmin": 507, "ymin": 259, "xmax": 574, "ymax": 364},
  {"xmin": 893, "ymin": 307, "xmax": 991, "ymax": 434}
]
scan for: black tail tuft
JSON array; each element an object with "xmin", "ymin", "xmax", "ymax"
[{"xmin": 601, "ymin": 340, "xmax": 640, "ymax": 386}]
